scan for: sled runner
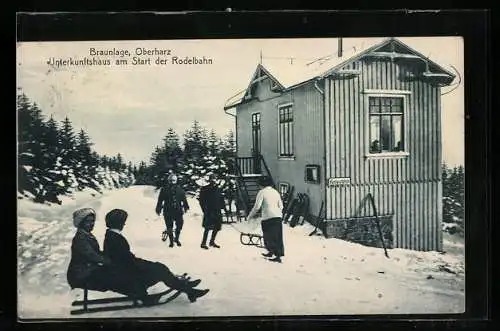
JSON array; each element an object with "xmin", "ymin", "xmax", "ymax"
[
  {"xmin": 239, "ymin": 232, "xmax": 265, "ymax": 248},
  {"xmin": 70, "ymin": 273, "xmax": 190, "ymax": 315}
]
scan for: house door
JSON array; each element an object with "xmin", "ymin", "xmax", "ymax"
[{"xmin": 251, "ymin": 113, "xmax": 261, "ymax": 174}]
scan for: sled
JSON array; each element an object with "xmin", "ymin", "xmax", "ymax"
[
  {"xmin": 283, "ymin": 192, "xmax": 298, "ymax": 224},
  {"xmin": 282, "ymin": 186, "xmax": 295, "ymax": 213},
  {"xmin": 70, "ymin": 273, "xmax": 190, "ymax": 315},
  {"xmin": 289, "ymin": 193, "xmax": 309, "ymax": 227},
  {"xmin": 239, "ymin": 232, "xmax": 265, "ymax": 248}
]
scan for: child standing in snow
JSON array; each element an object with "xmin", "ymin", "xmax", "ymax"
[
  {"xmin": 155, "ymin": 173, "xmax": 189, "ymax": 247},
  {"xmin": 198, "ymin": 174, "xmax": 225, "ymax": 249},
  {"xmin": 247, "ymin": 176, "xmax": 285, "ymax": 263}
]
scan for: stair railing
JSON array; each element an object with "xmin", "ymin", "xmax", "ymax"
[
  {"xmin": 231, "ymin": 158, "xmax": 252, "ymax": 216},
  {"xmin": 258, "ymin": 154, "xmax": 275, "ymax": 188}
]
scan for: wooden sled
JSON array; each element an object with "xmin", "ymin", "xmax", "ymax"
[
  {"xmin": 239, "ymin": 232, "xmax": 265, "ymax": 248},
  {"xmin": 70, "ymin": 273, "xmax": 190, "ymax": 315}
]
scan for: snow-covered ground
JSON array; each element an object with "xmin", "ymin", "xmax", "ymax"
[{"xmin": 17, "ymin": 185, "xmax": 465, "ymax": 319}]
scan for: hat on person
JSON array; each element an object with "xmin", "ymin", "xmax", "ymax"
[
  {"xmin": 105, "ymin": 209, "xmax": 128, "ymax": 229},
  {"xmin": 168, "ymin": 173, "xmax": 178, "ymax": 183},
  {"xmin": 73, "ymin": 208, "xmax": 96, "ymax": 228},
  {"xmin": 196, "ymin": 177, "xmax": 209, "ymax": 187}
]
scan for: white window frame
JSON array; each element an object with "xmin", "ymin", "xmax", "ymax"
[
  {"xmin": 277, "ymin": 102, "xmax": 295, "ymax": 160},
  {"xmin": 363, "ymin": 89, "xmax": 410, "ymax": 159}
]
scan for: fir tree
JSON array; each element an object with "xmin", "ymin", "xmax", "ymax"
[
  {"xmin": 183, "ymin": 120, "xmax": 209, "ymax": 160},
  {"xmin": 208, "ymin": 129, "xmax": 220, "ymax": 155},
  {"xmin": 162, "ymin": 128, "xmax": 183, "ymax": 172}
]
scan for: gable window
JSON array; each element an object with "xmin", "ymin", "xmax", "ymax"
[
  {"xmin": 278, "ymin": 104, "xmax": 294, "ymax": 158},
  {"xmin": 368, "ymin": 96, "xmax": 405, "ymax": 154},
  {"xmin": 305, "ymin": 165, "xmax": 320, "ymax": 184}
]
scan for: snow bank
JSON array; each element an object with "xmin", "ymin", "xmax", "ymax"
[{"xmin": 17, "ymin": 185, "xmax": 465, "ymax": 319}]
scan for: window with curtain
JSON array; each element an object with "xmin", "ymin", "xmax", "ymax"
[{"xmin": 368, "ymin": 96, "xmax": 404, "ymax": 153}]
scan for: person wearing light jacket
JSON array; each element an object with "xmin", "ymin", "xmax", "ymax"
[{"xmin": 246, "ymin": 176, "xmax": 285, "ymax": 263}]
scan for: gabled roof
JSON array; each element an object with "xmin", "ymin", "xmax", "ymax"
[{"xmin": 224, "ymin": 38, "xmax": 456, "ymax": 110}]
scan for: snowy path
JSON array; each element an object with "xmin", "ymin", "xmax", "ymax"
[{"xmin": 17, "ymin": 186, "xmax": 465, "ymax": 319}]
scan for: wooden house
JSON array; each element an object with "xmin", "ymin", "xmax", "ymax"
[{"xmin": 224, "ymin": 38, "xmax": 456, "ymax": 251}]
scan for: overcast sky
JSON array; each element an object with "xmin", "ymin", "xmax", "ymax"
[{"xmin": 16, "ymin": 37, "xmax": 464, "ymax": 167}]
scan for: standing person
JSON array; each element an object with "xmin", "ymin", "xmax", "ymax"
[
  {"xmin": 66, "ymin": 208, "xmax": 153, "ymax": 304},
  {"xmin": 198, "ymin": 174, "xmax": 225, "ymax": 249},
  {"xmin": 155, "ymin": 173, "xmax": 189, "ymax": 247},
  {"xmin": 103, "ymin": 208, "xmax": 210, "ymax": 303},
  {"xmin": 246, "ymin": 176, "xmax": 285, "ymax": 263}
]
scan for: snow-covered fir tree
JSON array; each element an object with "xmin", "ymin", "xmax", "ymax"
[
  {"xmin": 442, "ymin": 163, "xmax": 465, "ymax": 236},
  {"xmin": 17, "ymin": 92, "xmax": 135, "ymax": 204}
]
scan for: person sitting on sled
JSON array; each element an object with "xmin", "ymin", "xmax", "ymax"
[
  {"xmin": 66, "ymin": 208, "xmax": 156, "ymax": 305},
  {"xmin": 103, "ymin": 208, "xmax": 210, "ymax": 303},
  {"xmin": 198, "ymin": 174, "xmax": 225, "ymax": 249},
  {"xmin": 155, "ymin": 173, "xmax": 190, "ymax": 247},
  {"xmin": 246, "ymin": 176, "xmax": 285, "ymax": 263}
]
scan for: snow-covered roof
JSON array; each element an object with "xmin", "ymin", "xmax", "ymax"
[
  {"xmin": 224, "ymin": 38, "xmax": 456, "ymax": 110},
  {"xmin": 263, "ymin": 38, "xmax": 385, "ymax": 89}
]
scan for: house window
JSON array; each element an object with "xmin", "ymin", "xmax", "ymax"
[
  {"xmin": 278, "ymin": 104, "xmax": 294, "ymax": 157},
  {"xmin": 251, "ymin": 113, "xmax": 261, "ymax": 153},
  {"xmin": 368, "ymin": 96, "xmax": 404, "ymax": 153},
  {"xmin": 305, "ymin": 165, "xmax": 320, "ymax": 184}
]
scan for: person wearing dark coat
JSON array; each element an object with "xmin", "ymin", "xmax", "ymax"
[
  {"xmin": 66, "ymin": 208, "xmax": 149, "ymax": 302},
  {"xmin": 198, "ymin": 174, "xmax": 225, "ymax": 249},
  {"xmin": 155, "ymin": 173, "xmax": 190, "ymax": 247},
  {"xmin": 103, "ymin": 208, "xmax": 210, "ymax": 303}
]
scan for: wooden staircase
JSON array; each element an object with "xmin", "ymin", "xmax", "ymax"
[
  {"xmin": 229, "ymin": 154, "xmax": 275, "ymax": 219},
  {"xmin": 239, "ymin": 175, "xmax": 262, "ymax": 208}
]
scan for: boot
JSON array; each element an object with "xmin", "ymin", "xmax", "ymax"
[
  {"xmin": 175, "ymin": 229, "xmax": 182, "ymax": 246},
  {"xmin": 187, "ymin": 288, "xmax": 210, "ymax": 303},
  {"xmin": 209, "ymin": 230, "xmax": 220, "ymax": 248},
  {"xmin": 201, "ymin": 229, "xmax": 209, "ymax": 249},
  {"xmin": 268, "ymin": 256, "xmax": 282, "ymax": 263},
  {"xmin": 168, "ymin": 231, "xmax": 174, "ymax": 248}
]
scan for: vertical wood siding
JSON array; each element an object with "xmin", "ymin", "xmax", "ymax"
[
  {"xmin": 236, "ymin": 78, "xmax": 325, "ymax": 217},
  {"xmin": 326, "ymin": 58, "xmax": 442, "ymax": 251}
]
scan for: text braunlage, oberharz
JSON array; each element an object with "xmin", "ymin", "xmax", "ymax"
[{"xmin": 46, "ymin": 47, "xmax": 214, "ymax": 68}]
